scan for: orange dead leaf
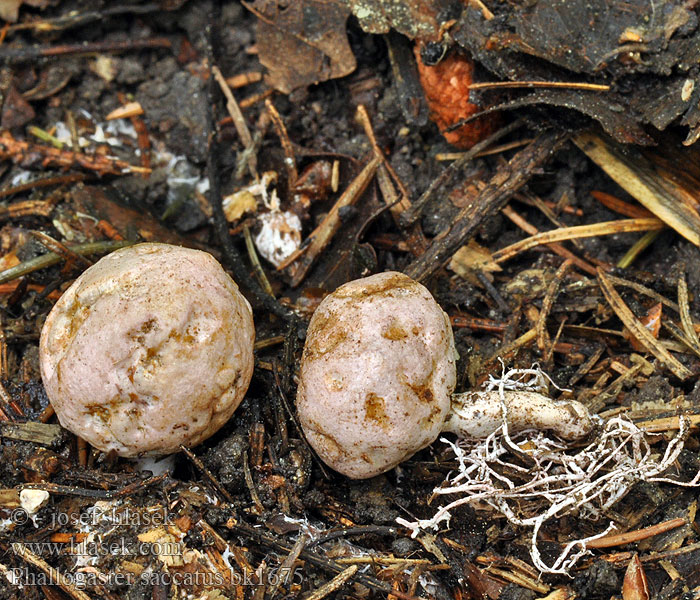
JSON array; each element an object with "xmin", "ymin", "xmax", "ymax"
[
  {"xmin": 622, "ymin": 554, "xmax": 649, "ymax": 600},
  {"xmin": 413, "ymin": 45, "xmax": 498, "ymax": 149},
  {"xmin": 624, "ymin": 302, "xmax": 662, "ymax": 352}
]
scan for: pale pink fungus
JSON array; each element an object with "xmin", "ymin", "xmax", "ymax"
[
  {"xmin": 39, "ymin": 242, "xmax": 255, "ymax": 457},
  {"xmin": 296, "ymin": 271, "xmax": 593, "ymax": 479}
]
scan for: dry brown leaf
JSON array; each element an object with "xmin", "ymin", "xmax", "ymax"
[
  {"xmin": 245, "ymin": 0, "xmax": 356, "ymax": 93},
  {"xmin": 622, "ymin": 554, "xmax": 649, "ymax": 600},
  {"xmin": 449, "ymin": 239, "xmax": 502, "ymax": 286},
  {"xmin": 623, "ymin": 303, "xmax": 662, "ymax": 353}
]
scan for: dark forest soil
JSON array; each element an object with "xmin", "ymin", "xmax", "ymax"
[{"xmin": 0, "ymin": 2, "xmax": 700, "ymax": 600}]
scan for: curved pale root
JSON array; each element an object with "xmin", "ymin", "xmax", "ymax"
[{"xmin": 445, "ymin": 390, "xmax": 594, "ymax": 440}]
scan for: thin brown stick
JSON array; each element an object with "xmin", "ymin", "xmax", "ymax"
[
  {"xmin": 405, "ymin": 130, "xmax": 568, "ymax": 281},
  {"xmin": 239, "ymin": 88, "xmax": 275, "ymax": 109},
  {"xmin": 303, "ymin": 566, "xmax": 358, "ymax": 600},
  {"xmin": 212, "ymin": 64, "xmax": 257, "ymax": 179},
  {"xmin": 635, "ymin": 414, "xmax": 700, "ymax": 432},
  {"xmin": 0, "ymin": 240, "xmax": 132, "ymax": 286},
  {"xmin": 590, "ymin": 190, "xmax": 654, "ymax": 219},
  {"xmin": 537, "ymin": 258, "xmax": 573, "ymax": 356},
  {"xmin": 500, "ymin": 205, "xmax": 599, "ymax": 275},
  {"xmin": 0, "ymin": 173, "xmax": 87, "ymax": 198},
  {"xmin": 77, "ymin": 436, "xmax": 88, "ymax": 468},
  {"xmin": 678, "ymin": 275, "xmax": 700, "ymax": 350},
  {"xmin": 484, "ymin": 328, "xmax": 537, "ymax": 367},
  {"xmin": 105, "ymin": 101, "xmax": 143, "ymax": 120},
  {"xmin": 31, "ymin": 231, "xmax": 93, "ymax": 269},
  {"xmin": 400, "ymin": 118, "xmax": 525, "ymax": 226},
  {"xmin": 37, "ymin": 404, "xmax": 55, "ymax": 423},
  {"xmin": 0, "ymin": 132, "xmax": 149, "ymax": 175},
  {"xmin": 586, "ymin": 518, "xmax": 687, "ymax": 549},
  {"xmin": 436, "ymin": 138, "xmax": 534, "ymax": 161},
  {"xmin": 279, "ymin": 156, "xmax": 380, "ymax": 286},
  {"xmin": 265, "ymin": 98, "xmax": 297, "ymax": 191},
  {"xmin": 0, "ymin": 199, "xmax": 57, "ymax": 221},
  {"xmin": 267, "ymin": 534, "xmax": 308, "ymax": 599},
  {"xmin": 356, "ymin": 105, "xmax": 428, "ymax": 256},
  {"xmin": 243, "ymin": 223, "xmax": 274, "ymax": 297},
  {"xmin": 466, "ymin": 0, "xmax": 494, "ymax": 19},
  {"xmin": 603, "ymin": 273, "xmax": 680, "ymax": 314},
  {"xmin": 226, "ymin": 71, "xmax": 263, "ymax": 88},
  {"xmin": 179, "ymin": 445, "xmax": 235, "ymax": 504},
  {"xmin": 12, "ymin": 544, "xmax": 94, "ymax": 600},
  {"xmin": 0, "ymin": 37, "xmax": 171, "ymax": 63}
]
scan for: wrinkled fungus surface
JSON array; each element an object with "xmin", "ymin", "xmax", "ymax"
[
  {"xmin": 297, "ymin": 271, "xmax": 457, "ymax": 478},
  {"xmin": 40, "ymin": 243, "xmax": 255, "ymax": 457}
]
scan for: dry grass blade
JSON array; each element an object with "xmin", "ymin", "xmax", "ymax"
[
  {"xmin": 493, "ymin": 218, "xmax": 664, "ymax": 263},
  {"xmin": 12, "ymin": 544, "xmax": 94, "ymax": 600},
  {"xmin": 586, "ymin": 518, "xmax": 686, "ymax": 549},
  {"xmin": 574, "ymin": 132, "xmax": 700, "ymax": 246},
  {"xmin": 212, "ymin": 65, "xmax": 257, "ymax": 179},
  {"xmin": 303, "ymin": 565, "xmax": 358, "ymax": 600},
  {"xmin": 678, "ymin": 275, "xmax": 700, "ymax": 349},
  {"xmin": 635, "ymin": 414, "xmax": 700, "ymax": 432},
  {"xmin": 603, "ymin": 273, "xmax": 680, "ymax": 313},
  {"xmin": 483, "ymin": 566, "xmax": 549, "ymax": 594},
  {"xmin": 468, "ymin": 81, "xmax": 610, "ymax": 91},
  {"xmin": 501, "ymin": 205, "xmax": 598, "ymax": 275},
  {"xmin": 597, "ymin": 269, "xmax": 693, "ymax": 380}
]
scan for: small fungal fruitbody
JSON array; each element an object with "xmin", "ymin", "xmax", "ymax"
[
  {"xmin": 296, "ymin": 271, "xmax": 593, "ymax": 479},
  {"xmin": 39, "ymin": 243, "xmax": 255, "ymax": 457}
]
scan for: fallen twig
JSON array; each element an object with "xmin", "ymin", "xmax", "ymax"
[{"xmin": 0, "ymin": 132, "xmax": 149, "ymax": 176}]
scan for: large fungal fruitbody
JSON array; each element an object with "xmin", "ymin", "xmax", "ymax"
[
  {"xmin": 40, "ymin": 242, "xmax": 255, "ymax": 457},
  {"xmin": 297, "ymin": 272, "xmax": 457, "ymax": 479},
  {"xmin": 296, "ymin": 271, "xmax": 594, "ymax": 479}
]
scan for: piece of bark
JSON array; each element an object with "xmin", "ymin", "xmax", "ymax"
[{"xmin": 404, "ymin": 129, "xmax": 568, "ymax": 282}]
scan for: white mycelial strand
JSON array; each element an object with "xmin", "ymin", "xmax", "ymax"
[{"xmin": 397, "ymin": 367, "xmax": 700, "ymax": 575}]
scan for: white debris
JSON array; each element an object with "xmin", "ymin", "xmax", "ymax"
[
  {"xmin": 19, "ymin": 489, "xmax": 49, "ymax": 515},
  {"xmin": 133, "ymin": 455, "xmax": 176, "ymax": 476},
  {"xmin": 254, "ymin": 210, "xmax": 302, "ymax": 267},
  {"xmin": 10, "ymin": 170, "xmax": 33, "ymax": 186},
  {"xmin": 0, "ymin": 518, "xmax": 14, "ymax": 532},
  {"xmin": 1, "ymin": 563, "xmax": 22, "ymax": 587},
  {"xmin": 103, "ymin": 119, "xmax": 137, "ymax": 140}
]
